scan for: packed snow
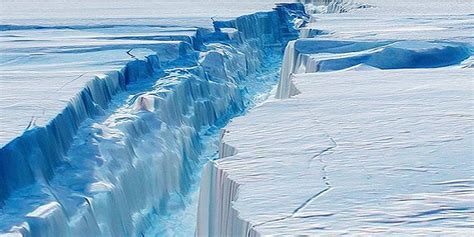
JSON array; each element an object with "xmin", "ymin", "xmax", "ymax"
[{"xmin": 197, "ymin": 0, "xmax": 474, "ymax": 236}]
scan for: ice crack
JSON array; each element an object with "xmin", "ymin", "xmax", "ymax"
[
  {"xmin": 248, "ymin": 137, "xmax": 337, "ymax": 236},
  {"xmin": 315, "ymin": 137, "xmax": 336, "ymax": 188}
]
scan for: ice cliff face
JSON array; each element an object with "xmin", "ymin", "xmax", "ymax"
[
  {"xmin": 276, "ymin": 39, "xmax": 471, "ymax": 99},
  {"xmin": 0, "ymin": 3, "xmax": 307, "ymax": 236},
  {"xmin": 299, "ymin": 0, "xmax": 372, "ymax": 14}
]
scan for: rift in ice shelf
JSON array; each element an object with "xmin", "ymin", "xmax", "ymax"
[{"xmin": 0, "ymin": 0, "xmax": 473, "ymax": 236}]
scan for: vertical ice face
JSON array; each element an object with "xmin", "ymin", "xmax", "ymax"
[
  {"xmin": 0, "ymin": 3, "xmax": 308, "ymax": 236},
  {"xmin": 196, "ymin": 162, "xmax": 254, "ymax": 237},
  {"xmin": 0, "ymin": 54, "xmax": 161, "ymax": 204},
  {"xmin": 195, "ymin": 4, "xmax": 310, "ymax": 237},
  {"xmin": 300, "ymin": 0, "xmax": 372, "ymax": 14},
  {"xmin": 275, "ymin": 40, "xmax": 301, "ymax": 99}
]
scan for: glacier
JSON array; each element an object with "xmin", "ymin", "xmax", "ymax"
[
  {"xmin": 0, "ymin": 2, "xmax": 308, "ymax": 236},
  {"xmin": 197, "ymin": 0, "xmax": 474, "ymax": 236}
]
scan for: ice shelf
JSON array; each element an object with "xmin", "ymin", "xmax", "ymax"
[{"xmin": 197, "ymin": 0, "xmax": 474, "ymax": 236}]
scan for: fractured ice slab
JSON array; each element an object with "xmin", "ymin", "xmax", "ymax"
[
  {"xmin": 197, "ymin": 0, "xmax": 474, "ymax": 236},
  {"xmin": 198, "ymin": 68, "xmax": 474, "ymax": 236}
]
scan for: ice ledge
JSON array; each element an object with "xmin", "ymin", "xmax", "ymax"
[
  {"xmin": 276, "ymin": 39, "xmax": 471, "ymax": 99},
  {"xmin": 196, "ymin": 68, "xmax": 474, "ymax": 236},
  {"xmin": 196, "ymin": 97, "xmax": 334, "ymax": 236}
]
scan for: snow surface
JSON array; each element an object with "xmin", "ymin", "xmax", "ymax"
[
  {"xmin": 0, "ymin": 2, "xmax": 308, "ymax": 236},
  {"xmin": 197, "ymin": 0, "xmax": 474, "ymax": 235},
  {"xmin": 0, "ymin": 1, "xmax": 291, "ymax": 20}
]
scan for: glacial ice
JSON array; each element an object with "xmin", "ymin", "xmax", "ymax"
[
  {"xmin": 276, "ymin": 39, "xmax": 471, "ymax": 99},
  {"xmin": 197, "ymin": 0, "xmax": 474, "ymax": 236},
  {"xmin": 0, "ymin": 2, "xmax": 308, "ymax": 236}
]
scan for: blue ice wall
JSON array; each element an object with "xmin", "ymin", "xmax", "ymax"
[{"xmin": 0, "ymin": 3, "xmax": 307, "ymax": 236}]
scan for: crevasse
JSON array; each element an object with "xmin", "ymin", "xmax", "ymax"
[
  {"xmin": 0, "ymin": 3, "xmax": 308, "ymax": 236},
  {"xmin": 195, "ymin": 5, "xmax": 310, "ymax": 237}
]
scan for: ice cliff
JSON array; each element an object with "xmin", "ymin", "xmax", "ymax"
[
  {"xmin": 0, "ymin": 3, "xmax": 308, "ymax": 236},
  {"xmin": 276, "ymin": 39, "xmax": 471, "ymax": 99}
]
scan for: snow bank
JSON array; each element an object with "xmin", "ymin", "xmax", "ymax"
[{"xmin": 0, "ymin": 3, "xmax": 308, "ymax": 236}]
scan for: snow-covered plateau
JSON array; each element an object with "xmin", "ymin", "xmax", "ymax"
[{"xmin": 197, "ymin": 0, "xmax": 474, "ymax": 236}]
